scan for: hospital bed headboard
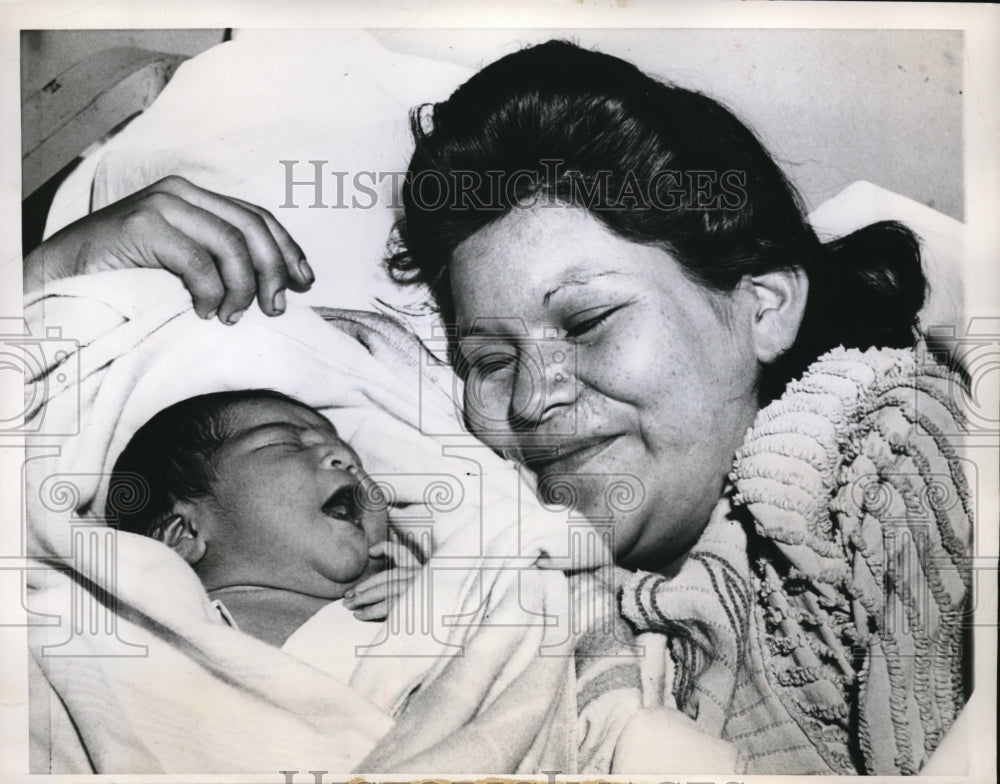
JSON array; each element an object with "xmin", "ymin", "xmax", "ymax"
[{"xmin": 21, "ymin": 46, "xmax": 186, "ymax": 199}]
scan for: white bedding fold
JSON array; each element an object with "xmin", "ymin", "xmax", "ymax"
[{"xmin": 24, "ymin": 270, "xmax": 610, "ymax": 773}]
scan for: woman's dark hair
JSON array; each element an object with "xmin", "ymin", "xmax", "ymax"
[
  {"xmin": 388, "ymin": 39, "xmax": 926, "ymax": 399},
  {"xmin": 107, "ymin": 389, "xmax": 310, "ymax": 536}
]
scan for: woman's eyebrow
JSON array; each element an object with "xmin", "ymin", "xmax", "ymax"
[
  {"xmin": 463, "ymin": 317, "xmax": 529, "ymax": 338},
  {"xmin": 542, "ymin": 270, "xmax": 623, "ymax": 306},
  {"xmin": 460, "ymin": 272, "xmax": 627, "ymax": 338}
]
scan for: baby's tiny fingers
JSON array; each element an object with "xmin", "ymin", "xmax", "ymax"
[
  {"xmin": 345, "ymin": 568, "xmax": 420, "ymax": 610},
  {"xmin": 353, "ymin": 601, "xmax": 388, "ymax": 622},
  {"xmin": 349, "ymin": 569, "xmax": 395, "ymax": 598},
  {"xmin": 368, "ymin": 541, "xmax": 421, "ymax": 568}
]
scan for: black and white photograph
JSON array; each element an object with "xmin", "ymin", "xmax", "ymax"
[{"xmin": 1, "ymin": 1, "xmax": 997, "ymax": 781}]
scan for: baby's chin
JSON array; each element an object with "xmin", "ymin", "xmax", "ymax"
[
  {"xmin": 313, "ymin": 552, "xmax": 385, "ymax": 599},
  {"xmin": 297, "ymin": 551, "xmax": 378, "ymax": 600}
]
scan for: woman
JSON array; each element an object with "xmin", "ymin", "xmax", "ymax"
[
  {"xmin": 24, "ymin": 40, "xmax": 970, "ymax": 775},
  {"xmin": 387, "ymin": 41, "xmax": 970, "ymax": 775}
]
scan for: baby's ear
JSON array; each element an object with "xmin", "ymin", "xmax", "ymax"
[{"xmin": 153, "ymin": 508, "xmax": 207, "ymax": 565}]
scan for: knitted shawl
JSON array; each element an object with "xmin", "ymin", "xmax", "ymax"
[{"xmin": 619, "ymin": 346, "xmax": 971, "ymax": 775}]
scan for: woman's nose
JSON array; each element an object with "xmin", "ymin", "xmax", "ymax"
[
  {"xmin": 508, "ymin": 342, "xmax": 576, "ymax": 431},
  {"xmin": 462, "ymin": 340, "xmax": 576, "ymax": 438}
]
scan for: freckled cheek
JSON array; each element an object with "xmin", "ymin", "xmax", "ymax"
[{"xmin": 580, "ymin": 331, "xmax": 679, "ymax": 404}]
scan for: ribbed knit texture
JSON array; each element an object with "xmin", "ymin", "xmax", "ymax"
[{"xmin": 620, "ymin": 347, "xmax": 971, "ymax": 774}]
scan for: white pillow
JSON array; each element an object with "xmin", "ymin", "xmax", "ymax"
[
  {"xmin": 49, "ymin": 29, "xmax": 472, "ymax": 333},
  {"xmin": 46, "ymin": 31, "xmax": 962, "ymax": 342}
]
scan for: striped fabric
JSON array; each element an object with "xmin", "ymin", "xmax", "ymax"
[{"xmin": 619, "ymin": 347, "xmax": 972, "ymax": 774}]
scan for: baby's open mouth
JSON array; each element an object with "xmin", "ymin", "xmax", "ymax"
[{"xmin": 320, "ymin": 483, "xmax": 362, "ymax": 527}]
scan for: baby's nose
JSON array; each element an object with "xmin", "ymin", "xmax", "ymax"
[
  {"xmin": 319, "ymin": 440, "xmax": 359, "ymax": 473},
  {"xmin": 301, "ymin": 427, "xmax": 362, "ymax": 472}
]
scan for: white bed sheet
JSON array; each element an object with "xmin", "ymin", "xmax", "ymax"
[{"xmin": 43, "ymin": 29, "xmax": 964, "ymax": 341}]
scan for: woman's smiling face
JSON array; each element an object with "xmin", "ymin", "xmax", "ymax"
[{"xmin": 449, "ymin": 205, "xmax": 764, "ymax": 571}]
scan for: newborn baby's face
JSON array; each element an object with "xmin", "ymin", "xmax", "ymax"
[{"xmin": 205, "ymin": 398, "xmax": 389, "ymax": 599}]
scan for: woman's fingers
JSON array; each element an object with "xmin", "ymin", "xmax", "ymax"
[
  {"xmin": 229, "ymin": 195, "xmax": 313, "ymax": 291},
  {"xmin": 140, "ymin": 192, "xmax": 263, "ymax": 323},
  {"xmin": 124, "ymin": 209, "xmax": 225, "ymax": 319},
  {"xmin": 26, "ymin": 175, "xmax": 312, "ymax": 320},
  {"xmin": 145, "ymin": 177, "xmax": 301, "ymax": 318}
]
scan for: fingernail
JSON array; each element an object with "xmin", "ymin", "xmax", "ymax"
[
  {"xmin": 226, "ymin": 309, "xmax": 246, "ymax": 325},
  {"xmin": 272, "ymin": 289, "xmax": 286, "ymax": 313},
  {"xmin": 204, "ymin": 309, "xmax": 218, "ymax": 321},
  {"xmin": 298, "ymin": 257, "xmax": 314, "ymax": 283},
  {"xmin": 344, "ymin": 589, "xmax": 355, "ymax": 599}
]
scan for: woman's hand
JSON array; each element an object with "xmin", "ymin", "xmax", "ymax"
[
  {"xmin": 343, "ymin": 541, "xmax": 423, "ymax": 622},
  {"xmin": 24, "ymin": 176, "xmax": 313, "ymax": 325}
]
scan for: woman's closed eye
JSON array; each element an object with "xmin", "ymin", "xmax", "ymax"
[{"xmin": 564, "ymin": 301, "xmax": 632, "ymax": 339}]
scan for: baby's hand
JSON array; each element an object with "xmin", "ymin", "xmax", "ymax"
[
  {"xmin": 342, "ymin": 541, "xmax": 422, "ymax": 622},
  {"xmin": 610, "ymin": 707, "xmax": 738, "ymax": 773}
]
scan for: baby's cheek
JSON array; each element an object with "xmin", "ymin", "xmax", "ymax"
[
  {"xmin": 354, "ymin": 550, "xmax": 386, "ymax": 586},
  {"xmin": 325, "ymin": 537, "xmax": 373, "ymax": 585}
]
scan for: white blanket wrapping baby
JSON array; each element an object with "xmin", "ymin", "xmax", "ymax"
[{"xmin": 24, "ymin": 270, "xmax": 631, "ymax": 774}]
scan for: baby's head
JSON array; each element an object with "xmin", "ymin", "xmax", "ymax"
[{"xmin": 109, "ymin": 390, "xmax": 388, "ymax": 599}]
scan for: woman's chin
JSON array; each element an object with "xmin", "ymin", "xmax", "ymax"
[{"xmin": 612, "ymin": 518, "xmax": 707, "ymax": 576}]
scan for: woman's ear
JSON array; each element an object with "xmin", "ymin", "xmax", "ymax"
[
  {"xmin": 745, "ymin": 268, "xmax": 808, "ymax": 364},
  {"xmin": 152, "ymin": 506, "xmax": 208, "ymax": 565}
]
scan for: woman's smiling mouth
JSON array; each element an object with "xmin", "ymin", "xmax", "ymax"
[{"xmin": 523, "ymin": 435, "xmax": 621, "ymax": 475}]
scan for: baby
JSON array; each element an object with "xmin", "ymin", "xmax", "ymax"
[
  {"xmin": 108, "ymin": 389, "xmax": 418, "ymax": 657},
  {"xmin": 107, "ymin": 390, "xmax": 738, "ymax": 772}
]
